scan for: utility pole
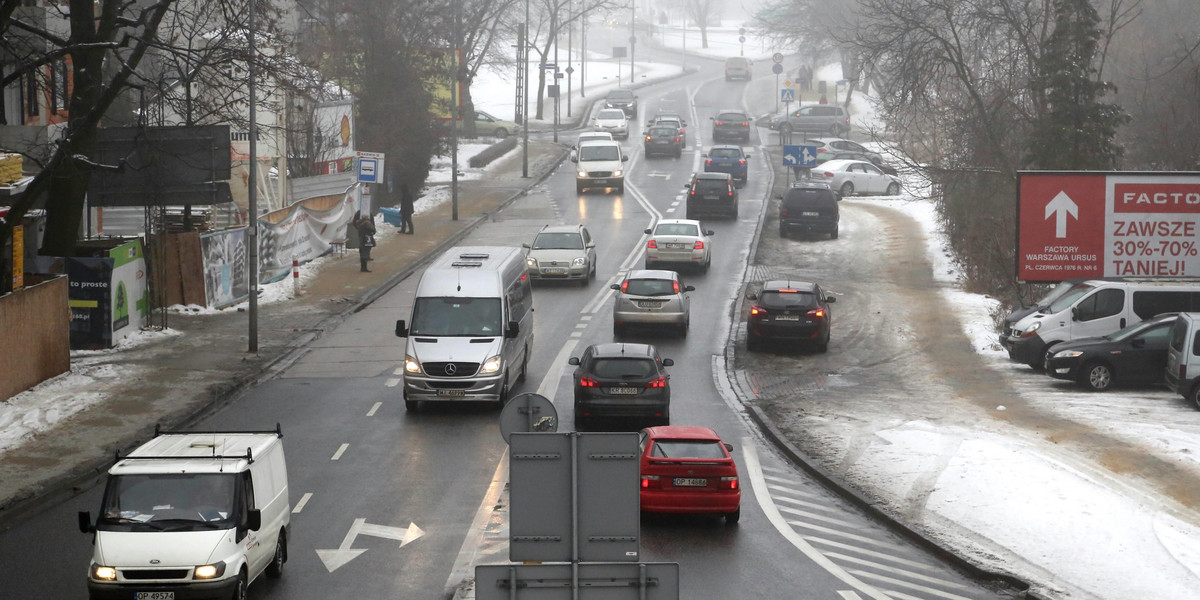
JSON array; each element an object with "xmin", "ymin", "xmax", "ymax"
[
  {"xmin": 450, "ymin": 0, "xmax": 459, "ymax": 220},
  {"xmin": 629, "ymin": 0, "xmax": 635, "ymax": 84},
  {"xmin": 247, "ymin": 0, "xmax": 258, "ymax": 352}
]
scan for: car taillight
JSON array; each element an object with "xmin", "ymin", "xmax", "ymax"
[
  {"xmin": 693, "ymin": 240, "xmax": 704, "ymax": 250},
  {"xmin": 715, "ymin": 121, "xmax": 724, "ymax": 126},
  {"xmin": 1180, "ymin": 364, "xmax": 1187, "ymax": 380},
  {"xmin": 738, "ymin": 160, "xmax": 746, "ymax": 165},
  {"xmin": 807, "ymin": 308, "xmax": 825, "ymax": 318},
  {"xmin": 621, "ymin": 280, "xmax": 630, "ymax": 293},
  {"xmin": 741, "ymin": 122, "xmax": 748, "ymax": 126},
  {"xmin": 672, "ymin": 280, "xmax": 680, "ymax": 293},
  {"xmin": 647, "ymin": 239, "xmax": 657, "ymax": 249},
  {"xmin": 750, "ymin": 305, "xmax": 767, "ymax": 317},
  {"xmin": 719, "ymin": 476, "xmax": 738, "ymax": 490},
  {"xmin": 645, "ymin": 377, "xmax": 667, "ymax": 389},
  {"xmin": 645, "ymin": 136, "xmax": 652, "ymax": 142},
  {"xmin": 705, "ymin": 159, "xmax": 712, "ymax": 165},
  {"xmin": 641, "ymin": 475, "xmax": 661, "ymax": 489},
  {"xmin": 674, "ymin": 136, "xmax": 680, "ymax": 143},
  {"xmin": 822, "ymin": 171, "xmax": 834, "ymax": 178},
  {"xmin": 579, "ymin": 376, "xmax": 599, "ymax": 387}
]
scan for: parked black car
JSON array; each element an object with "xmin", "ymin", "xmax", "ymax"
[
  {"xmin": 746, "ymin": 280, "xmax": 835, "ymax": 352},
  {"xmin": 569, "ymin": 343, "xmax": 673, "ymax": 429},
  {"xmin": 1046, "ymin": 313, "xmax": 1179, "ymax": 391},
  {"xmin": 778, "ymin": 182, "xmax": 839, "ymax": 239}
]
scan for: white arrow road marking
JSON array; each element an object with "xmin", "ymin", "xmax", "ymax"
[
  {"xmin": 837, "ymin": 592, "xmax": 864, "ymax": 600},
  {"xmin": 1045, "ymin": 190, "xmax": 1078, "ymax": 238},
  {"xmin": 646, "ymin": 172, "xmax": 672, "ymax": 180},
  {"xmin": 316, "ymin": 518, "xmax": 426, "ymax": 572}
]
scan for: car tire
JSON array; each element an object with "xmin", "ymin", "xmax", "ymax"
[
  {"xmin": 644, "ymin": 260, "xmax": 654, "ymax": 270},
  {"xmin": 613, "ymin": 323, "xmax": 623, "ymax": 338},
  {"xmin": 840, "ymin": 181, "xmax": 855, "ymax": 197},
  {"xmin": 679, "ymin": 319, "xmax": 689, "ymax": 338},
  {"xmin": 517, "ymin": 346, "xmax": 529, "ymax": 382},
  {"xmin": 497, "ymin": 375, "xmax": 510, "ymax": 408},
  {"xmin": 725, "ymin": 508, "xmax": 741, "ymax": 524},
  {"xmin": 831, "ymin": 227, "xmax": 839, "ymax": 240},
  {"xmin": 494, "ymin": 127, "xmax": 509, "ymax": 138},
  {"xmin": 779, "ymin": 225, "xmax": 787, "ymax": 238},
  {"xmin": 1082, "ymin": 362, "xmax": 1114, "ymax": 391},
  {"xmin": 267, "ymin": 532, "xmax": 286, "ymax": 578},
  {"xmin": 404, "ymin": 397, "xmax": 419, "ymax": 412},
  {"xmin": 731, "ymin": 204, "xmax": 739, "ymax": 219},
  {"xmin": 702, "ymin": 256, "xmax": 711, "ymax": 273},
  {"xmin": 232, "ymin": 570, "xmax": 248, "ymax": 600},
  {"xmin": 675, "ymin": 148, "xmax": 682, "ymax": 158},
  {"xmin": 818, "ymin": 332, "xmax": 830, "ymax": 353},
  {"xmin": 886, "ymin": 182, "xmax": 901, "ymax": 196},
  {"xmin": 1188, "ymin": 385, "xmax": 1200, "ymax": 411}
]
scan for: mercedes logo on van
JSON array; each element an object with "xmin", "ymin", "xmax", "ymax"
[
  {"xmin": 444, "ymin": 363, "xmax": 457, "ymax": 375},
  {"xmin": 150, "ymin": 559, "xmax": 160, "ymax": 564}
]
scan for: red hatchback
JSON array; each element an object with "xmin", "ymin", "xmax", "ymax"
[{"xmin": 638, "ymin": 426, "xmax": 741, "ymax": 523}]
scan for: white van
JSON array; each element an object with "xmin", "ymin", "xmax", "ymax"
[
  {"xmin": 79, "ymin": 426, "xmax": 290, "ymax": 600},
  {"xmin": 1164, "ymin": 312, "xmax": 1200, "ymax": 409},
  {"xmin": 1003, "ymin": 280, "xmax": 1200, "ymax": 369},
  {"xmin": 395, "ymin": 246, "xmax": 534, "ymax": 411},
  {"xmin": 572, "ymin": 139, "xmax": 628, "ymax": 194}
]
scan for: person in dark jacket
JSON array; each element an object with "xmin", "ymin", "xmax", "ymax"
[
  {"xmin": 353, "ymin": 210, "xmax": 376, "ymax": 272},
  {"xmin": 399, "ymin": 184, "xmax": 415, "ymax": 234}
]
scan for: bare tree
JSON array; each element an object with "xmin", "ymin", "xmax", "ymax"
[
  {"xmin": 684, "ymin": 0, "xmax": 717, "ymax": 49},
  {"xmin": 520, "ymin": 0, "xmax": 626, "ymax": 120}
]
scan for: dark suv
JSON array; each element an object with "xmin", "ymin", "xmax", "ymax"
[
  {"xmin": 604, "ymin": 88, "xmax": 638, "ymax": 118},
  {"xmin": 746, "ymin": 280, "xmax": 835, "ymax": 352},
  {"xmin": 684, "ymin": 172, "xmax": 738, "ymax": 219},
  {"xmin": 778, "ymin": 182, "xmax": 839, "ymax": 239},
  {"xmin": 712, "ymin": 109, "xmax": 752, "ymax": 142},
  {"xmin": 644, "ymin": 125, "xmax": 684, "ymax": 157},
  {"xmin": 724, "ymin": 57, "xmax": 752, "ymax": 81},
  {"xmin": 569, "ymin": 342, "xmax": 673, "ymax": 429}
]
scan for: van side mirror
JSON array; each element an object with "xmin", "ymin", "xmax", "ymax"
[
  {"xmin": 747, "ymin": 292, "xmax": 758, "ymax": 300},
  {"xmin": 505, "ymin": 321, "xmax": 520, "ymax": 339},
  {"xmin": 644, "ymin": 228, "xmax": 652, "ymax": 234},
  {"xmin": 683, "ymin": 183, "xmax": 692, "ymax": 189},
  {"xmin": 705, "ymin": 230, "xmax": 715, "ymax": 236},
  {"xmin": 78, "ymin": 511, "xmax": 94, "ymax": 534},
  {"xmin": 568, "ymin": 357, "xmax": 581, "ymax": 366},
  {"xmin": 621, "ymin": 155, "xmax": 629, "ymax": 162},
  {"xmin": 522, "ymin": 243, "xmax": 531, "ymax": 249},
  {"xmin": 395, "ymin": 320, "xmax": 408, "ymax": 337},
  {"xmin": 662, "ymin": 358, "xmax": 674, "ymax": 367},
  {"xmin": 246, "ymin": 509, "xmax": 262, "ymax": 532},
  {"xmin": 745, "ymin": 154, "xmax": 752, "ymax": 159}
]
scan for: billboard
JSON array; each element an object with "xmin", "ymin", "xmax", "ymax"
[
  {"xmin": 424, "ymin": 47, "xmax": 463, "ymax": 120},
  {"xmin": 1017, "ymin": 172, "xmax": 1200, "ymax": 281}
]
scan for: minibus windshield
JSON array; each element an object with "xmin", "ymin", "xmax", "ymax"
[
  {"xmin": 99, "ymin": 473, "xmax": 237, "ymax": 531},
  {"xmin": 411, "ymin": 297, "xmax": 503, "ymax": 336}
]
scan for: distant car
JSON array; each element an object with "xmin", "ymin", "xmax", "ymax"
[
  {"xmin": 684, "ymin": 172, "xmax": 738, "ymax": 219},
  {"xmin": 638, "ymin": 426, "xmax": 741, "ymax": 523},
  {"xmin": 610, "ymin": 269, "xmax": 694, "ymax": 338},
  {"xmin": 809, "ymin": 137, "xmax": 883, "ymax": 165},
  {"xmin": 522, "ymin": 224, "xmax": 597, "ymax": 285},
  {"xmin": 573, "ymin": 139, "xmax": 628, "ymax": 194},
  {"xmin": 459, "ymin": 110, "xmax": 520, "ymax": 138},
  {"xmin": 569, "ymin": 343, "xmax": 673, "ymax": 429},
  {"xmin": 703, "ymin": 145, "xmax": 750, "ymax": 185},
  {"xmin": 647, "ymin": 114, "xmax": 687, "ymax": 146},
  {"xmin": 593, "ymin": 108, "xmax": 630, "ymax": 139},
  {"xmin": 746, "ymin": 280, "xmax": 835, "ymax": 352},
  {"xmin": 767, "ymin": 104, "xmax": 851, "ymax": 137},
  {"xmin": 712, "ymin": 109, "xmax": 752, "ymax": 142},
  {"xmin": 827, "ymin": 152, "xmax": 898, "ymax": 175},
  {"xmin": 815, "ymin": 159, "xmax": 901, "ymax": 197},
  {"xmin": 644, "ymin": 219, "xmax": 713, "ymax": 272},
  {"xmin": 604, "ymin": 88, "xmax": 638, "ymax": 118},
  {"xmin": 644, "ymin": 125, "xmax": 684, "ymax": 158},
  {"xmin": 724, "ymin": 56, "xmax": 752, "ymax": 81},
  {"xmin": 1046, "ymin": 313, "xmax": 1178, "ymax": 391},
  {"xmin": 778, "ymin": 182, "xmax": 839, "ymax": 239}
]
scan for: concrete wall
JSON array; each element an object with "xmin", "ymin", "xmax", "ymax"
[{"xmin": 0, "ymin": 274, "xmax": 70, "ymax": 401}]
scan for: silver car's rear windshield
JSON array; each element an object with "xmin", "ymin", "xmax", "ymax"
[
  {"xmin": 579, "ymin": 145, "xmax": 620, "ymax": 161},
  {"xmin": 597, "ymin": 109, "xmax": 626, "ymax": 120},
  {"xmin": 625, "ymin": 279, "xmax": 676, "ymax": 296}
]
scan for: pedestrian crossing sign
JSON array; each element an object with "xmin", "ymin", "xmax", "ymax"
[{"xmin": 781, "ymin": 88, "xmax": 795, "ymax": 103}]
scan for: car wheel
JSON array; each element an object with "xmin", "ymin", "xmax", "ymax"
[
  {"xmin": 613, "ymin": 323, "xmax": 623, "ymax": 338},
  {"xmin": 1188, "ymin": 385, "xmax": 1200, "ymax": 411},
  {"xmin": 232, "ymin": 570, "xmax": 248, "ymax": 600},
  {"xmin": 267, "ymin": 532, "xmax": 286, "ymax": 578},
  {"xmin": 679, "ymin": 319, "xmax": 689, "ymax": 338},
  {"xmin": 818, "ymin": 332, "xmax": 830, "ymax": 353},
  {"xmin": 829, "ymin": 125, "xmax": 841, "ymax": 136},
  {"xmin": 780, "ymin": 124, "xmax": 792, "ymax": 136},
  {"xmin": 702, "ymin": 256, "xmax": 711, "ymax": 273},
  {"xmin": 725, "ymin": 508, "xmax": 741, "ymax": 524},
  {"xmin": 840, "ymin": 181, "xmax": 855, "ymax": 197},
  {"xmin": 494, "ymin": 127, "xmax": 509, "ymax": 138},
  {"xmin": 404, "ymin": 397, "xmax": 419, "ymax": 412},
  {"xmin": 886, "ymin": 182, "xmax": 901, "ymax": 196},
  {"xmin": 1082, "ymin": 362, "xmax": 1114, "ymax": 391},
  {"xmin": 831, "ymin": 226, "xmax": 839, "ymax": 240},
  {"xmin": 497, "ymin": 377, "xmax": 510, "ymax": 408},
  {"xmin": 517, "ymin": 346, "xmax": 529, "ymax": 382},
  {"xmin": 731, "ymin": 204, "xmax": 739, "ymax": 219},
  {"xmin": 779, "ymin": 225, "xmax": 787, "ymax": 238},
  {"xmin": 675, "ymin": 148, "xmax": 682, "ymax": 158}
]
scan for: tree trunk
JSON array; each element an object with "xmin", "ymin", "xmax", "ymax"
[{"xmin": 700, "ymin": 26, "xmax": 708, "ymax": 49}]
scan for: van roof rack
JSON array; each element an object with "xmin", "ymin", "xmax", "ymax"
[
  {"xmin": 458, "ymin": 252, "xmax": 490, "ymax": 260},
  {"xmin": 451, "ymin": 260, "xmax": 484, "ymax": 267},
  {"xmin": 153, "ymin": 423, "xmax": 283, "ymax": 438}
]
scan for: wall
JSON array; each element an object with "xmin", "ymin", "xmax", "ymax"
[{"xmin": 0, "ymin": 275, "xmax": 70, "ymax": 401}]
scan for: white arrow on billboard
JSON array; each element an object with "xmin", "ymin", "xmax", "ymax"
[
  {"xmin": 1044, "ymin": 190, "xmax": 1078, "ymax": 238},
  {"xmin": 316, "ymin": 518, "xmax": 426, "ymax": 572}
]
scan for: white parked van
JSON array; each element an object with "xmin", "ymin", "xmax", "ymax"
[
  {"xmin": 572, "ymin": 139, "xmax": 628, "ymax": 194},
  {"xmin": 395, "ymin": 246, "xmax": 534, "ymax": 411},
  {"xmin": 79, "ymin": 426, "xmax": 290, "ymax": 600},
  {"xmin": 1003, "ymin": 279, "xmax": 1200, "ymax": 369},
  {"xmin": 1164, "ymin": 312, "xmax": 1200, "ymax": 409}
]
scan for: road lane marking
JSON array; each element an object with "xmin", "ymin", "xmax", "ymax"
[
  {"xmin": 846, "ymin": 568, "xmax": 975, "ymax": 600},
  {"xmin": 366, "ymin": 402, "xmax": 382, "ymax": 416},
  {"xmin": 385, "ymin": 378, "xmax": 401, "ymax": 388},
  {"xmin": 575, "ymin": 323, "xmax": 588, "ymax": 329},
  {"xmin": 824, "ymin": 550, "xmax": 958, "ymax": 583},
  {"xmin": 536, "ymin": 339, "xmax": 580, "ymax": 398},
  {"xmin": 580, "ymin": 181, "xmax": 661, "ymax": 315},
  {"xmin": 777, "ymin": 504, "xmax": 864, "ymax": 529},
  {"xmin": 331, "ymin": 443, "xmax": 349, "ymax": 461},
  {"xmin": 444, "ymin": 454, "xmax": 509, "ymax": 597},
  {"xmin": 292, "ymin": 492, "xmax": 313, "ymax": 514}
]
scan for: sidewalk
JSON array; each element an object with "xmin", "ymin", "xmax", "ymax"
[{"xmin": 0, "ymin": 140, "xmax": 569, "ymax": 525}]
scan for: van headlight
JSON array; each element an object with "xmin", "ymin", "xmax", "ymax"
[
  {"xmin": 526, "ymin": 256, "xmax": 538, "ymax": 268},
  {"xmin": 91, "ymin": 564, "xmax": 117, "ymax": 581},
  {"xmin": 613, "ymin": 169, "xmax": 624, "ymax": 177},
  {"xmin": 404, "ymin": 355, "xmax": 423, "ymax": 374},
  {"xmin": 194, "ymin": 562, "xmax": 226, "ymax": 580},
  {"xmin": 571, "ymin": 257, "xmax": 586, "ymax": 267},
  {"xmin": 1019, "ymin": 321, "xmax": 1041, "ymax": 337},
  {"xmin": 480, "ymin": 355, "xmax": 502, "ymax": 374},
  {"xmin": 578, "ymin": 170, "xmax": 588, "ymax": 178}
]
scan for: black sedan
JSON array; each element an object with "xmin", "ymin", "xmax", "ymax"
[
  {"xmin": 569, "ymin": 343, "xmax": 672, "ymax": 429},
  {"xmin": 746, "ymin": 280, "xmax": 835, "ymax": 352},
  {"xmin": 1045, "ymin": 313, "xmax": 1178, "ymax": 391}
]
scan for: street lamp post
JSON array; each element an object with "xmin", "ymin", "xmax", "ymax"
[
  {"xmin": 629, "ymin": 0, "xmax": 635, "ymax": 84},
  {"xmin": 247, "ymin": 0, "xmax": 258, "ymax": 352}
]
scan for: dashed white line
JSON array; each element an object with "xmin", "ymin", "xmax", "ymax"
[
  {"xmin": 366, "ymin": 402, "xmax": 382, "ymax": 416},
  {"xmin": 575, "ymin": 323, "xmax": 588, "ymax": 329},
  {"xmin": 570, "ymin": 331, "xmax": 583, "ymax": 338},
  {"xmin": 331, "ymin": 443, "xmax": 349, "ymax": 461},
  {"xmin": 292, "ymin": 492, "xmax": 313, "ymax": 514},
  {"xmin": 385, "ymin": 378, "xmax": 401, "ymax": 388}
]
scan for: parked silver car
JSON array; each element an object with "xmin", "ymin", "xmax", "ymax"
[
  {"xmin": 611, "ymin": 270, "xmax": 694, "ymax": 338},
  {"xmin": 523, "ymin": 224, "xmax": 597, "ymax": 284},
  {"xmin": 815, "ymin": 159, "xmax": 901, "ymax": 196}
]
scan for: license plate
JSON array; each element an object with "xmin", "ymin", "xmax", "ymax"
[
  {"xmin": 802, "ymin": 211, "xmax": 820, "ymax": 217},
  {"xmin": 545, "ymin": 268, "xmax": 566, "ymax": 274},
  {"xmin": 608, "ymin": 387, "xmax": 639, "ymax": 395},
  {"xmin": 636, "ymin": 301, "xmax": 662, "ymax": 308},
  {"xmin": 776, "ymin": 315, "xmax": 800, "ymax": 321},
  {"xmin": 666, "ymin": 243, "xmax": 688, "ymax": 249},
  {"xmin": 654, "ymin": 140, "xmax": 669, "ymax": 144},
  {"xmin": 673, "ymin": 478, "xmax": 707, "ymax": 487},
  {"xmin": 136, "ymin": 593, "xmax": 174, "ymax": 600},
  {"xmin": 703, "ymin": 195, "xmax": 719, "ymax": 200},
  {"xmin": 436, "ymin": 389, "xmax": 466, "ymax": 398}
]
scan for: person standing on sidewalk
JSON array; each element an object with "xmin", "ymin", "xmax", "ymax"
[
  {"xmin": 353, "ymin": 210, "xmax": 376, "ymax": 272},
  {"xmin": 399, "ymin": 183, "xmax": 415, "ymax": 234}
]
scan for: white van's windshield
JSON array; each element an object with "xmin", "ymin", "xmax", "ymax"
[
  {"xmin": 1045, "ymin": 283, "xmax": 1095, "ymax": 314},
  {"xmin": 579, "ymin": 145, "xmax": 620, "ymax": 161},
  {"xmin": 1034, "ymin": 280, "xmax": 1078, "ymax": 307},
  {"xmin": 99, "ymin": 473, "xmax": 237, "ymax": 531},
  {"xmin": 411, "ymin": 297, "xmax": 502, "ymax": 336}
]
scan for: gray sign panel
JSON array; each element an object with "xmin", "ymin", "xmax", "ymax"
[
  {"xmin": 509, "ymin": 432, "xmax": 640, "ymax": 563},
  {"xmin": 475, "ymin": 562, "xmax": 679, "ymax": 600}
]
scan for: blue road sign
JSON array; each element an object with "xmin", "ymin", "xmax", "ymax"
[
  {"xmin": 358, "ymin": 158, "xmax": 379, "ymax": 183},
  {"xmin": 780, "ymin": 88, "xmax": 795, "ymax": 102},
  {"xmin": 738, "ymin": 35, "xmax": 746, "ymax": 43},
  {"xmin": 783, "ymin": 144, "xmax": 818, "ymax": 168},
  {"xmin": 772, "ymin": 63, "xmax": 784, "ymax": 75}
]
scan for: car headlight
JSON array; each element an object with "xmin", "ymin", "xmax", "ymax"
[
  {"xmin": 91, "ymin": 564, "xmax": 117, "ymax": 581},
  {"xmin": 1019, "ymin": 321, "xmax": 1042, "ymax": 337},
  {"xmin": 480, "ymin": 355, "xmax": 502, "ymax": 374},
  {"xmin": 605, "ymin": 101, "xmax": 614, "ymax": 107},
  {"xmin": 571, "ymin": 257, "xmax": 586, "ymax": 267},
  {"xmin": 527, "ymin": 257, "xmax": 537, "ymax": 267},
  {"xmin": 1053, "ymin": 350, "xmax": 1083, "ymax": 359},
  {"xmin": 404, "ymin": 355, "xmax": 422, "ymax": 374},
  {"xmin": 194, "ymin": 562, "xmax": 226, "ymax": 580},
  {"xmin": 613, "ymin": 169, "xmax": 623, "ymax": 177}
]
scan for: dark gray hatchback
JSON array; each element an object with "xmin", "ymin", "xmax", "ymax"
[{"xmin": 779, "ymin": 182, "xmax": 839, "ymax": 239}]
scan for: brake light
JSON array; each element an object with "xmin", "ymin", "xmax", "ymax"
[
  {"xmin": 715, "ymin": 121, "xmax": 724, "ymax": 126},
  {"xmin": 672, "ymin": 280, "xmax": 680, "ymax": 293},
  {"xmin": 621, "ymin": 280, "xmax": 629, "ymax": 293},
  {"xmin": 674, "ymin": 136, "xmax": 680, "ymax": 143},
  {"xmin": 739, "ymin": 160, "xmax": 746, "ymax": 165},
  {"xmin": 750, "ymin": 305, "xmax": 767, "ymax": 316},
  {"xmin": 705, "ymin": 159, "xmax": 712, "ymax": 165},
  {"xmin": 647, "ymin": 239, "xmax": 657, "ymax": 249},
  {"xmin": 741, "ymin": 122, "xmax": 748, "ymax": 126},
  {"xmin": 807, "ymin": 308, "xmax": 825, "ymax": 318},
  {"xmin": 645, "ymin": 377, "xmax": 667, "ymax": 389},
  {"xmin": 822, "ymin": 171, "xmax": 834, "ymax": 178},
  {"xmin": 693, "ymin": 240, "xmax": 704, "ymax": 250},
  {"xmin": 579, "ymin": 376, "xmax": 599, "ymax": 387},
  {"xmin": 641, "ymin": 475, "xmax": 661, "ymax": 489},
  {"xmin": 719, "ymin": 476, "xmax": 739, "ymax": 490},
  {"xmin": 645, "ymin": 135, "xmax": 652, "ymax": 142}
]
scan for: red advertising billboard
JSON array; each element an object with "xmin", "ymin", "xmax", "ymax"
[{"xmin": 1017, "ymin": 172, "xmax": 1200, "ymax": 281}]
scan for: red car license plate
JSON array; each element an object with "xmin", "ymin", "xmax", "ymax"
[{"xmin": 673, "ymin": 478, "xmax": 707, "ymax": 487}]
